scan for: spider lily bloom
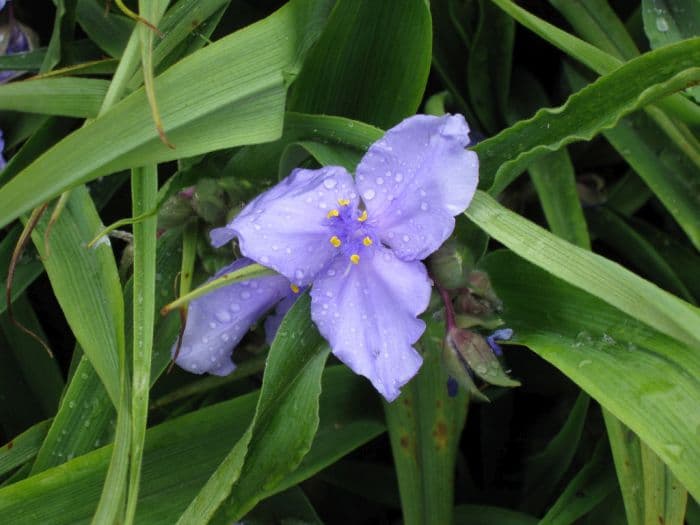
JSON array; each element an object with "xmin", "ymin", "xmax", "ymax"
[
  {"xmin": 173, "ymin": 257, "xmax": 295, "ymax": 375},
  {"xmin": 211, "ymin": 114, "xmax": 479, "ymax": 401}
]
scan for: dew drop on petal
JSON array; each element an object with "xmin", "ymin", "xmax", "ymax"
[
  {"xmin": 363, "ymin": 189, "xmax": 376, "ymax": 200},
  {"xmin": 215, "ymin": 311, "xmax": 231, "ymax": 323},
  {"xmin": 420, "ymin": 202, "xmax": 429, "ymax": 211},
  {"xmin": 323, "ymin": 178, "xmax": 337, "ymax": 189},
  {"xmin": 253, "ymin": 224, "xmax": 261, "ymax": 231},
  {"xmin": 376, "ymin": 177, "xmax": 384, "ymax": 185},
  {"xmin": 395, "ymin": 173, "xmax": 403, "ymax": 182},
  {"xmin": 230, "ymin": 303, "xmax": 240, "ymax": 312},
  {"xmin": 260, "ymin": 255, "xmax": 269, "ymax": 263},
  {"xmin": 295, "ymin": 269, "xmax": 305, "ymax": 280},
  {"xmin": 209, "ymin": 321, "xmax": 217, "ymax": 329},
  {"xmin": 327, "ymin": 269, "xmax": 336, "ymax": 276},
  {"xmin": 402, "ymin": 234, "xmax": 410, "ymax": 242},
  {"xmin": 241, "ymin": 291, "xmax": 251, "ymax": 299}
]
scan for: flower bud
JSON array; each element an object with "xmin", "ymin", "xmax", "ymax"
[
  {"xmin": 467, "ymin": 270, "xmax": 502, "ymax": 311},
  {"xmin": 443, "ymin": 326, "xmax": 519, "ymax": 400},
  {"xmin": 158, "ymin": 194, "xmax": 195, "ymax": 230},
  {"xmin": 428, "ymin": 238, "xmax": 473, "ymax": 290},
  {"xmin": 192, "ymin": 178, "xmax": 226, "ymax": 224}
]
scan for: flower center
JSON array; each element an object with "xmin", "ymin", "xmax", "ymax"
[{"xmin": 325, "ymin": 198, "xmax": 375, "ymax": 265}]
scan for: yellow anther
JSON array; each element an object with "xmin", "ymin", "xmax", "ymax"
[
  {"xmin": 290, "ymin": 284, "xmax": 300, "ymax": 294},
  {"xmin": 337, "ymin": 198, "xmax": 350, "ymax": 206},
  {"xmin": 330, "ymin": 236, "xmax": 342, "ymax": 248},
  {"xmin": 357, "ymin": 210, "xmax": 368, "ymax": 222},
  {"xmin": 350, "ymin": 254, "xmax": 360, "ymax": 265},
  {"xmin": 362, "ymin": 236, "xmax": 373, "ymax": 247},
  {"xmin": 327, "ymin": 209, "xmax": 339, "ymax": 219}
]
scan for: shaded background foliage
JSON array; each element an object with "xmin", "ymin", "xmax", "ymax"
[{"xmin": 0, "ymin": 1, "xmax": 698, "ymax": 524}]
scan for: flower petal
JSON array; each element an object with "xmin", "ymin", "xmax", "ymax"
[
  {"xmin": 173, "ymin": 258, "xmax": 290, "ymax": 376},
  {"xmin": 230, "ymin": 166, "xmax": 359, "ymax": 286},
  {"xmin": 356, "ymin": 114, "xmax": 478, "ymax": 261},
  {"xmin": 310, "ymin": 247, "xmax": 431, "ymax": 401}
]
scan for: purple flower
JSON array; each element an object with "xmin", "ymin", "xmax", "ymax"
[
  {"xmin": 173, "ymin": 258, "xmax": 295, "ymax": 375},
  {"xmin": 210, "ymin": 114, "xmax": 478, "ymax": 400}
]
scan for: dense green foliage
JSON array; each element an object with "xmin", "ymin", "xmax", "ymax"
[{"xmin": 0, "ymin": 1, "xmax": 698, "ymax": 523}]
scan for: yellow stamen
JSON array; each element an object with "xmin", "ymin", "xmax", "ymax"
[
  {"xmin": 337, "ymin": 198, "xmax": 350, "ymax": 206},
  {"xmin": 330, "ymin": 236, "xmax": 342, "ymax": 248},
  {"xmin": 357, "ymin": 210, "xmax": 368, "ymax": 222},
  {"xmin": 362, "ymin": 236, "xmax": 373, "ymax": 247},
  {"xmin": 327, "ymin": 209, "xmax": 339, "ymax": 219},
  {"xmin": 350, "ymin": 254, "xmax": 360, "ymax": 265},
  {"xmin": 290, "ymin": 284, "xmax": 300, "ymax": 294}
]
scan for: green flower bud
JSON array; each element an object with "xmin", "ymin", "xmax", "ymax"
[{"xmin": 428, "ymin": 238, "xmax": 473, "ymax": 290}]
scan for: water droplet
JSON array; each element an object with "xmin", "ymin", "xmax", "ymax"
[
  {"xmin": 216, "ymin": 311, "xmax": 231, "ymax": 323},
  {"xmin": 578, "ymin": 359, "xmax": 592, "ymax": 368},
  {"xmin": 376, "ymin": 177, "xmax": 384, "ymax": 185},
  {"xmin": 69, "ymin": 401, "xmax": 76, "ymax": 409},
  {"xmin": 402, "ymin": 234, "xmax": 410, "ymax": 242},
  {"xmin": 261, "ymin": 255, "xmax": 269, "ymax": 263},
  {"xmin": 420, "ymin": 202, "xmax": 429, "ymax": 211},
  {"xmin": 241, "ymin": 291, "xmax": 251, "ymax": 299},
  {"xmin": 363, "ymin": 189, "xmax": 376, "ymax": 200},
  {"xmin": 327, "ymin": 269, "xmax": 336, "ymax": 276},
  {"xmin": 295, "ymin": 269, "xmax": 305, "ymax": 280},
  {"xmin": 325, "ymin": 291, "xmax": 333, "ymax": 297},
  {"xmin": 253, "ymin": 224, "xmax": 261, "ymax": 231},
  {"xmin": 323, "ymin": 178, "xmax": 337, "ymax": 189},
  {"xmin": 395, "ymin": 173, "xmax": 403, "ymax": 182},
  {"xmin": 209, "ymin": 321, "xmax": 217, "ymax": 329},
  {"xmin": 656, "ymin": 16, "xmax": 669, "ymax": 32},
  {"xmin": 221, "ymin": 334, "xmax": 230, "ymax": 342},
  {"xmin": 230, "ymin": 303, "xmax": 240, "ymax": 312}
]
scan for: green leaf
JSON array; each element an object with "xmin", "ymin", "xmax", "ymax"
[
  {"xmin": 471, "ymin": 37, "xmax": 700, "ymax": 194},
  {"xmin": 0, "ymin": 78, "xmax": 109, "ymax": 118},
  {"xmin": 453, "ymin": 505, "xmax": 538, "ymax": 525},
  {"xmin": 178, "ymin": 294, "xmax": 329, "ymax": 523},
  {"xmin": 0, "ymin": 421, "xmax": 50, "ymax": 479},
  {"xmin": 586, "ymin": 208, "xmax": 694, "ymax": 302},
  {"xmin": 75, "ymin": 0, "xmax": 133, "ymax": 58},
  {"xmin": 467, "ymin": 191, "xmax": 700, "ymax": 347},
  {"xmin": 604, "ymin": 413, "xmax": 688, "ymax": 525},
  {"xmin": 549, "ymin": 0, "xmax": 639, "ymax": 60},
  {"xmin": 467, "ymin": 0, "xmax": 514, "ymax": 133},
  {"xmin": 539, "ymin": 442, "xmax": 618, "ymax": 525},
  {"xmin": 563, "ymin": 63, "xmax": 700, "ymax": 252},
  {"xmin": 481, "ymin": 249, "xmax": 700, "ymax": 502},
  {"xmin": 0, "ymin": 0, "xmax": 335, "ymax": 230},
  {"xmin": 508, "ymin": 69, "xmax": 590, "ymax": 249},
  {"xmin": 521, "ymin": 391, "xmax": 591, "ymax": 514},
  {"xmin": 643, "ymin": 0, "xmax": 700, "ymax": 105},
  {"xmin": 384, "ymin": 320, "xmax": 468, "ymax": 525},
  {"xmin": 0, "ymin": 366, "xmax": 381, "ymax": 524},
  {"xmin": 0, "ymin": 227, "xmax": 42, "ymax": 317},
  {"xmin": 288, "ymin": 0, "xmax": 432, "ymax": 128},
  {"xmin": 30, "ymin": 186, "xmax": 124, "ymax": 406}
]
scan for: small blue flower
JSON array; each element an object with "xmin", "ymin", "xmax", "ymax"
[
  {"xmin": 209, "ymin": 114, "xmax": 479, "ymax": 400},
  {"xmin": 486, "ymin": 328, "xmax": 513, "ymax": 356}
]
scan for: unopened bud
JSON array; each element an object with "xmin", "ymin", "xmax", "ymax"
[
  {"xmin": 467, "ymin": 270, "xmax": 502, "ymax": 311},
  {"xmin": 428, "ymin": 239, "xmax": 472, "ymax": 290},
  {"xmin": 192, "ymin": 179, "xmax": 226, "ymax": 224},
  {"xmin": 443, "ymin": 326, "xmax": 520, "ymax": 400}
]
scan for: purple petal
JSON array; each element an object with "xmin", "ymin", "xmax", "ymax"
[
  {"xmin": 356, "ymin": 114, "xmax": 479, "ymax": 261},
  {"xmin": 173, "ymin": 258, "xmax": 290, "ymax": 376},
  {"xmin": 230, "ymin": 166, "xmax": 359, "ymax": 286},
  {"xmin": 310, "ymin": 247, "xmax": 431, "ymax": 401}
]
